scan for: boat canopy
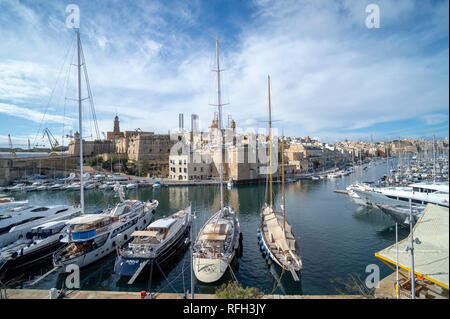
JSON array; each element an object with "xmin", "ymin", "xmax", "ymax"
[
  {"xmin": 148, "ymin": 218, "xmax": 176, "ymax": 229},
  {"xmin": 66, "ymin": 214, "xmax": 109, "ymax": 226},
  {"xmin": 375, "ymin": 204, "xmax": 449, "ymax": 289},
  {"xmin": 131, "ymin": 230, "xmax": 159, "ymax": 237},
  {"xmin": 200, "ymin": 223, "xmax": 229, "ymax": 241}
]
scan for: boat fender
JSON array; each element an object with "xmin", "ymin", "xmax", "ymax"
[{"xmin": 217, "ymin": 253, "xmax": 222, "ymax": 258}]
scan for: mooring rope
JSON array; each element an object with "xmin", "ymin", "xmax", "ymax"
[{"xmin": 269, "ymin": 267, "xmax": 285, "ymax": 295}]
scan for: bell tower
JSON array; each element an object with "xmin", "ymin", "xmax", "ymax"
[{"xmin": 113, "ymin": 115, "xmax": 120, "ymax": 135}]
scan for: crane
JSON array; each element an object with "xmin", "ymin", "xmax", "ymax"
[
  {"xmin": 43, "ymin": 128, "xmax": 60, "ymax": 151},
  {"xmin": 8, "ymin": 134, "xmax": 17, "ymax": 159}
]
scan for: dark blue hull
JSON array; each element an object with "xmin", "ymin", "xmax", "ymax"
[
  {"xmin": 1, "ymin": 240, "xmax": 64, "ymax": 278},
  {"xmin": 114, "ymin": 226, "xmax": 190, "ymax": 278}
]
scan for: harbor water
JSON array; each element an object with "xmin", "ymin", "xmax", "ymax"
[{"xmin": 6, "ymin": 160, "xmax": 409, "ymax": 295}]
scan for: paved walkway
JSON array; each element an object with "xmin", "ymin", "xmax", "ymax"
[{"xmin": 2, "ymin": 289, "xmax": 366, "ymax": 299}]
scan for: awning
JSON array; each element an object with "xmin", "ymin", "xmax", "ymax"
[
  {"xmin": 131, "ymin": 230, "xmax": 159, "ymax": 237},
  {"xmin": 148, "ymin": 218, "xmax": 176, "ymax": 229},
  {"xmin": 66, "ymin": 214, "xmax": 109, "ymax": 225},
  {"xmin": 375, "ymin": 204, "xmax": 449, "ymax": 289}
]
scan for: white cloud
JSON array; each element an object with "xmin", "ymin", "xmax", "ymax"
[
  {"xmin": 0, "ymin": 0, "xmax": 448, "ymax": 147},
  {"xmin": 0, "ymin": 102, "xmax": 75, "ymax": 125}
]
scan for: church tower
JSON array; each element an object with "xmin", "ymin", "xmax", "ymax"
[{"xmin": 113, "ymin": 115, "xmax": 120, "ymax": 135}]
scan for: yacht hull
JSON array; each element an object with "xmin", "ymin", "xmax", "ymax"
[
  {"xmin": 114, "ymin": 225, "xmax": 190, "ymax": 277},
  {"xmin": 2, "ymin": 240, "xmax": 64, "ymax": 276},
  {"xmin": 193, "ymin": 208, "xmax": 240, "ymax": 283},
  {"xmin": 53, "ymin": 210, "xmax": 154, "ymax": 269},
  {"xmin": 377, "ymin": 204, "xmax": 422, "ymax": 226},
  {"xmin": 193, "ymin": 252, "xmax": 235, "ymax": 283}
]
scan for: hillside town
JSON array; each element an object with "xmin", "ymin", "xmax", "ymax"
[{"xmin": 52, "ymin": 114, "xmax": 449, "ymax": 183}]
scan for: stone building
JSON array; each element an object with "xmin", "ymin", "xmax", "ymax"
[
  {"xmin": 68, "ymin": 132, "xmax": 114, "ymax": 157},
  {"xmin": 70, "ymin": 115, "xmax": 175, "ymax": 176}
]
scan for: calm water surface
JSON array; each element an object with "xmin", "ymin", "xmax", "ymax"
[{"xmin": 9, "ymin": 160, "xmax": 408, "ymax": 295}]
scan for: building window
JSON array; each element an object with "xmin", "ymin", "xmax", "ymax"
[
  {"xmin": 184, "ymin": 168, "xmax": 186, "ymax": 173},
  {"xmin": 194, "ymin": 167, "xmax": 197, "ymax": 171}
]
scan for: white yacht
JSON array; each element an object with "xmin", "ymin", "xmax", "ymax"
[
  {"xmin": 126, "ymin": 182, "xmax": 137, "ymax": 189},
  {"xmin": 192, "ymin": 39, "xmax": 241, "ymax": 284},
  {"xmin": 353, "ymin": 182, "xmax": 449, "ymax": 208},
  {"xmin": 53, "ymin": 199, "xmax": 158, "ymax": 269},
  {"xmin": 193, "ymin": 206, "xmax": 241, "ymax": 283},
  {"xmin": 8, "ymin": 184, "xmax": 25, "ymax": 192},
  {"xmin": 0, "ymin": 205, "xmax": 82, "ymax": 248},
  {"xmin": 346, "ymin": 183, "xmax": 377, "ymax": 206},
  {"xmin": 327, "ymin": 172, "xmax": 340, "ymax": 179},
  {"xmin": 0, "ymin": 198, "xmax": 28, "ymax": 211}
]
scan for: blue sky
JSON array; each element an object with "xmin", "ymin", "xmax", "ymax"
[{"xmin": 0, "ymin": 0, "xmax": 448, "ymax": 148}]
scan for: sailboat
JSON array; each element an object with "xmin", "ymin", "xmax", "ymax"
[
  {"xmin": 52, "ymin": 30, "xmax": 158, "ymax": 269},
  {"xmin": 257, "ymin": 76, "xmax": 302, "ymax": 281},
  {"xmin": 192, "ymin": 39, "xmax": 241, "ymax": 283}
]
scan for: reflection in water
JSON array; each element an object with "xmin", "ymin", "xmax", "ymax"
[{"xmin": 352, "ymin": 206, "xmax": 393, "ymax": 226}]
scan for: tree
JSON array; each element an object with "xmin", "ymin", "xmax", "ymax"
[
  {"xmin": 215, "ymin": 281, "xmax": 264, "ymax": 299},
  {"xmin": 88, "ymin": 156, "xmax": 103, "ymax": 167}
]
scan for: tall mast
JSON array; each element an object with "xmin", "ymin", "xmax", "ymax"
[
  {"xmin": 215, "ymin": 39, "xmax": 224, "ymax": 213},
  {"xmin": 268, "ymin": 76, "xmax": 273, "ymax": 207},
  {"xmin": 76, "ymin": 30, "xmax": 84, "ymax": 213},
  {"xmin": 432, "ymin": 135, "xmax": 436, "ymax": 184},
  {"xmin": 282, "ymin": 135, "xmax": 285, "ymax": 230},
  {"xmin": 409, "ymin": 198, "xmax": 415, "ymax": 299}
]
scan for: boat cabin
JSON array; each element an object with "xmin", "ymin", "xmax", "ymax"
[
  {"xmin": 130, "ymin": 217, "xmax": 177, "ymax": 245},
  {"xmin": 198, "ymin": 222, "xmax": 229, "ymax": 255},
  {"xmin": 29, "ymin": 221, "xmax": 66, "ymax": 239},
  {"xmin": 110, "ymin": 201, "xmax": 133, "ymax": 217},
  {"xmin": 65, "ymin": 214, "xmax": 112, "ymax": 241},
  {"xmin": 411, "ymin": 183, "xmax": 449, "ymax": 194}
]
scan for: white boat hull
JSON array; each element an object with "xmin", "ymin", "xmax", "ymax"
[
  {"xmin": 54, "ymin": 210, "xmax": 154, "ymax": 269},
  {"xmin": 193, "ymin": 251, "xmax": 235, "ymax": 283}
]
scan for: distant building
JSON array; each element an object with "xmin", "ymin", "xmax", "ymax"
[{"xmin": 70, "ymin": 115, "xmax": 175, "ymax": 176}]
